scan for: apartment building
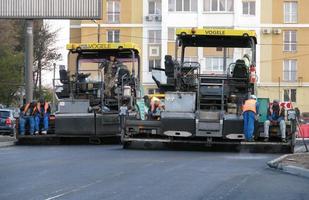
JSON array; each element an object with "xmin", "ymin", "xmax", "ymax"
[
  {"xmin": 258, "ymin": 0, "xmax": 309, "ymax": 111},
  {"xmin": 68, "ymin": 0, "xmax": 143, "ymax": 76},
  {"xmin": 68, "ymin": 0, "xmax": 309, "ymax": 111},
  {"xmin": 144, "ymin": 0, "xmax": 262, "ymax": 93}
]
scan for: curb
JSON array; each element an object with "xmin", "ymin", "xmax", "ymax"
[
  {"xmin": 0, "ymin": 141, "xmax": 15, "ymax": 148},
  {"xmin": 282, "ymin": 165, "xmax": 309, "ymax": 179},
  {"xmin": 268, "ymin": 154, "xmax": 309, "ymax": 179},
  {"xmin": 267, "ymin": 154, "xmax": 290, "ymax": 168}
]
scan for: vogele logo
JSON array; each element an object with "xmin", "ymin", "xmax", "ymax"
[{"xmin": 205, "ymin": 30, "xmax": 225, "ymax": 35}]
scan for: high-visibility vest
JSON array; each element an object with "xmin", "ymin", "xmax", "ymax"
[
  {"xmin": 23, "ymin": 103, "xmax": 37, "ymax": 115},
  {"xmin": 150, "ymin": 96, "xmax": 161, "ymax": 112},
  {"xmin": 37, "ymin": 102, "xmax": 49, "ymax": 113},
  {"xmin": 243, "ymin": 99, "xmax": 257, "ymax": 113}
]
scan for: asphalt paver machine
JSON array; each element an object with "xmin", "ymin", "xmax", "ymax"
[{"xmin": 123, "ymin": 29, "xmax": 296, "ymax": 152}]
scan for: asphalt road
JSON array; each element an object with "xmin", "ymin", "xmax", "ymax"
[{"xmin": 0, "ymin": 145, "xmax": 308, "ymax": 200}]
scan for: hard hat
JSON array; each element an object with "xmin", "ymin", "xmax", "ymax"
[{"xmin": 250, "ymin": 95, "xmax": 257, "ymax": 99}]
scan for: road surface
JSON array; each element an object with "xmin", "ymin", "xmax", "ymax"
[{"xmin": 0, "ymin": 145, "xmax": 308, "ymax": 200}]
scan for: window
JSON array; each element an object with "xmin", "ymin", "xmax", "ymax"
[
  {"xmin": 149, "ymin": 0, "xmax": 161, "ymax": 15},
  {"xmin": 168, "ymin": 0, "xmax": 197, "ymax": 12},
  {"xmin": 283, "ymin": 60, "xmax": 297, "ymax": 82},
  {"xmin": 284, "ymin": 31, "xmax": 297, "ymax": 52},
  {"xmin": 284, "ymin": 2, "xmax": 297, "ymax": 23},
  {"xmin": 148, "ymin": 88, "xmax": 161, "ymax": 94},
  {"xmin": 205, "ymin": 57, "xmax": 232, "ymax": 72},
  {"xmin": 284, "ymin": 89, "xmax": 297, "ymax": 102},
  {"xmin": 204, "ymin": 0, "xmax": 234, "ymax": 12},
  {"xmin": 107, "ymin": 30, "xmax": 120, "ymax": 42},
  {"xmin": 148, "ymin": 30, "xmax": 161, "ymax": 44},
  {"xmin": 107, "ymin": 0, "xmax": 120, "ymax": 23},
  {"xmin": 168, "ymin": 28, "xmax": 175, "ymax": 41},
  {"xmin": 243, "ymin": 1, "xmax": 255, "ymax": 15},
  {"xmin": 149, "ymin": 59, "xmax": 161, "ymax": 71}
]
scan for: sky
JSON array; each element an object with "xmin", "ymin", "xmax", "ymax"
[{"xmin": 42, "ymin": 20, "xmax": 70, "ymax": 87}]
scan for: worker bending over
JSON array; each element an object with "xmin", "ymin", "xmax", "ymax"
[
  {"xmin": 264, "ymin": 99, "xmax": 286, "ymax": 142},
  {"xmin": 35, "ymin": 98, "xmax": 51, "ymax": 135},
  {"xmin": 242, "ymin": 95, "xmax": 259, "ymax": 142}
]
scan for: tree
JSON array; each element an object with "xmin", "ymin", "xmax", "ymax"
[
  {"xmin": 0, "ymin": 48, "xmax": 23, "ymax": 106},
  {"xmin": 33, "ymin": 23, "xmax": 61, "ymax": 96},
  {"xmin": 0, "ymin": 20, "xmax": 24, "ymax": 106},
  {"xmin": 16, "ymin": 21, "xmax": 61, "ymax": 98}
]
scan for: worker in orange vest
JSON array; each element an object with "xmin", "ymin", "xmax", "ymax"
[
  {"xmin": 19, "ymin": 101, "xmax": 38, "ymax": 135},
  {"xmin": 242, "ymin": 95, "xmax": 259, "ymax": 141},
  {"xmin": 35, "ymin": 98, "xmax": 51, "ymax": 135}
]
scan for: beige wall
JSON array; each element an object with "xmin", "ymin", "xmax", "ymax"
[
  {"xmin": 258, "ymin": 86, "xmax": 309, "ymax": 112},
  {"xmin": 81, "ymin": 0, "xmax": 143, "ymax": 24}
]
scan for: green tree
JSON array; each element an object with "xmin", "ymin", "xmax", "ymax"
[
  {"xmin": 0, "ymin": 20, "xmax": 24, "ymax": 106},
  {"xmin": 0, "ymin": 48, "xmax": 23, "ymax": 106}
]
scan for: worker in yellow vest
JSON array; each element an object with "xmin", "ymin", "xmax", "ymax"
[
  {"xmin": 35, "ymin": 98, "xmax": 51, "ymax": 135},
  {"xmin": 242, "ymin": 95, "xmax": 259, "ymax": 141}
]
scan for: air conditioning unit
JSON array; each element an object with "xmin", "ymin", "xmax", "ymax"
[
  {"xmin": 149, "ymin": 46, "xmax": 160, "ymax": 57},
  {"xmin": 145, "ymin": 15, "xmax": 153, "ymax": 21},
  {"xmin": 155, "ymin": 15, "xmax": 162, "ymax": 22},
  {"xmin": 262, "ymin": 28, "xmax": 271, "ymax": 34},
  {"xmin": 273, "ymin": 29, "xmax": 282, "ymax": 35}
]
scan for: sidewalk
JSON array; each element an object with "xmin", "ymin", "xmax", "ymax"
[
  {"xmin": 268, "ymin": 145, "xmax": 309, "ymax": 179},
  {"xmin": 0, "ymin": 135, "xmax": 16, "ymax": 147}
]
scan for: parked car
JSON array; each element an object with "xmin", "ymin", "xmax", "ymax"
[
  {"xmin": 300, "ymin": 112, "xmax": 309, "ymax": 124},
  {"xmin": 0, "ymin": 109, "xmax": 18, "ymax": 136}
]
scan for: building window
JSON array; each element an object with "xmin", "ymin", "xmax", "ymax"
[
  {"xmin": 283, "ymin": 59, "xmax": 297, "ymax": 82},
  {"xmin": 107, "ymin": 30, "xmax": 120, "ymax": 42},
  {"xmin": 284, "ymin": 89, "xmax": 296, "ymax": 102},
  {"xmin": 148, "ymin": 30, "xmax": 161, "ymax": 44},
  {"xmin": 149, "ymin": 0, "xmax": 161, "ymax": 15},
  {"xmin": 204, "ymin": 0, "xmax": 234, "ymax": 12},
  {"xmin": 283, "ymin": 31, "xmax": 297, "ymax": 52},
  {"xmin": 205, "ymin": 57, "xmax": 232, "ymax": 72},
  {"xmin": 168, "ymin": 0, "xmax": 197, "ymax": 12},
  {"xmin": 242, "ymin": 1, "xmax": 255, "ymax": 15},
  {"xmin": 148, "ymin": 88, "xmax": 161, "ymax": 94},
  {"xmin": 168, "ymin": 28, "xmax": 175, "ymax": 41},
  {"xmin": 149, "ymin": 59, "xmax": 161, "ymax": 71},
  {"xmin": 284, "ymin": 2, "xmax": 297, "ymax": 23},
  {"xmin": 107, "ymin": 0, "xmax": 120, "ymax": 23}
]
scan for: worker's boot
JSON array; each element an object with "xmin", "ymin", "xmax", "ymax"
[
  {"xmin": 282, "ymin": 138, "xmax": 287, "ymax": 143},
  {"xmin": 264, "ymin": 137, "xmax": 269, "ymax": 142}
]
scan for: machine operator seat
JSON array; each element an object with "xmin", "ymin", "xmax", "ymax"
[
  {"xmin": 59, "ymin": 68, "xmax": 69, "ymax": 84},
  {"xmin": 232, "ymin": 59, "xmax": 248, "ymax": 79}
]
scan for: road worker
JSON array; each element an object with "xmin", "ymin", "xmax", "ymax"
[
  {"xmin": 143, "ymin": 95, "xmax": 164, "ymax": 120},
  {"xmin": 35, "ymin": 98, "xmax": 51, "ymax": 135},
  {"xmin": 103, "ymin": 56, "xmax": 123, "ymax": 98},
  {"xmin": 19, "ymin": 101, "xmax": 38, "ymax": 135},
  {"xmin": 264, "ymin": 99, "xmax": 286, "ymax": 142},
  {"xmin": 242, "ymin": 95, "xmax": 259, "ymax": 141}
]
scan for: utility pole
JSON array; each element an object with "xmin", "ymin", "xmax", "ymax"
[{"xmin": 25, "ymin": 20, "xmax": 34, "ymax": 103}]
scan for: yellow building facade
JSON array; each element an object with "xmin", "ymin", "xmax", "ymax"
[
  {"xmin": 68, "ymin": 0, "xmax": 143, "ymax": 76},
  {"xmin": 259, "ymin": 0, "xmax": 309, "ymax": 112}
]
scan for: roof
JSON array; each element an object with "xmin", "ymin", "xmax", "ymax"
[
  {"xmin": 176, "ymin": 28, "xmax": 256, "ymax": 37},
  {"xmin": 66, "ymin": 42, "xmax": 140, "ymax": 53},
  {"xmin": 175, "ymin": 28, "xmax": 257, "ymax": 48}
]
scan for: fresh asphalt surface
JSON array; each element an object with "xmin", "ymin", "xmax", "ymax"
[{"xmin": 0, "ymin": 144, "xmax": 309, "ymax": 200}]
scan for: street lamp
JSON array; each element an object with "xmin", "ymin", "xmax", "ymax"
[{"xmin": 92, "ymin": 20, "xmax": 101, "ymax": 43}]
